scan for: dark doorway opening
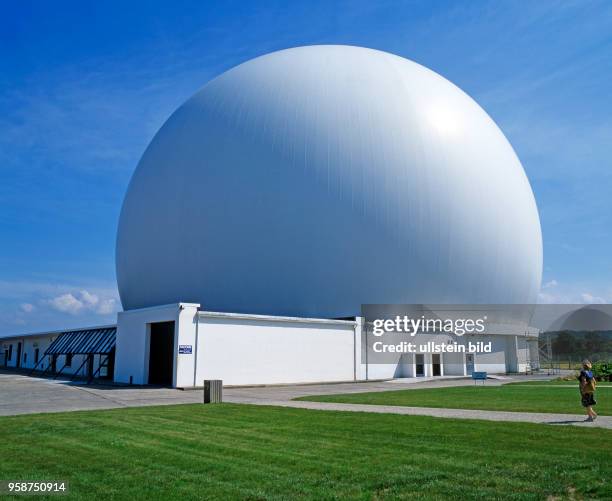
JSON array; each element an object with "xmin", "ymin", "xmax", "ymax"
[
  {"xmin": 148, "ymin": 321, "xmax": 175, "ymax": 386},
  {"xmin": 34, "ymin": 348, "xmax": 39, "ymax": 365},
  {"xmin": 432, "ymin": 354, "xmax": 441, "ymax": 376},
  {"xmin": 4, "ymin": 350, "xmax": 8, "ymax": 367},
  {"xmin": 104, "ymin": 348, "xmax": 116, "ymax": 380},
  {"xmin": 87, "ymin": 355, "xmax": 94, "ymax": 379},
  {"xmin": 415, "ymin": 354, "xmax": 425, "ymax": 377},
  {"xmin": 51, "ymin": 354, "xmax": 58, "ymax": 373},
  {"xmin": 16, "ymin": 342, "xmax": 22, "ymax": 368}
]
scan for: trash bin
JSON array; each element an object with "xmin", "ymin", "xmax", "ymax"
[{"xmin": 203, "ymin": 380, "xmax": 223, "ymax": 403}]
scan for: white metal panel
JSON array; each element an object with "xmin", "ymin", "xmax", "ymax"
[{"xmin": 195, "ymin": 314, "xmax": 357, "ymax": 386}]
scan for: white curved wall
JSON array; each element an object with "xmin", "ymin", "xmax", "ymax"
[{"xmin": 116, "ymin": 45, "xmax": 542, "ymax": 317}]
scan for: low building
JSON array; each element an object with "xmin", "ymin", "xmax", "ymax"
[
  {"xmin": 1, "ymin": 326, "xmax": 115, "ymax": 381},
  {"xmin": 1, "ymin": 304, "xmax": 539, "ymax": 388}
]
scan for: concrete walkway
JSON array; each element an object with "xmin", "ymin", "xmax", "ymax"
[
  {"xmin": 221, "ymin": 374, "xmax": 612, "ymax": 429},
  {"xmin": 1, "ymin": 371, "xmax": 609, "ymax": 429},
  {"xmin": 226, "ymin": 398, "xmax": 612, "ymax": 428}
]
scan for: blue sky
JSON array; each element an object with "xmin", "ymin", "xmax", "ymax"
[{"xmin": 1, "ymin": 0, "xmax": 611, "ymax": 335}]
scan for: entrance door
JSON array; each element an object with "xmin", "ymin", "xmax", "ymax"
[
  {"xmin": 415, "ymin": 354, "xmax": 425, "ymax": 377},
  {"xmin": 51, "ymin": 354, "xmax": 57, "ymax": 373},
  {"xmin": 106, "ymin": 348, "xmax": 115, "ymax": 380},
  {"xmin": 148, "ymin": 322, "xmax": 175, "ymax": 386},
  {"xmin": 87, "ymin": 355, "xmax": 94, "ymax": 379},
  {"xmin": 16, "ymin": 342, "xmax": 22, "ymax": 368},
  {"xmin": 4, "ymin": 350, "xmax": 8, "ymax": 367},
  {"xmin": 466, "ymin": 354, "xmax": 474, "ymax": 375},
  {"xmin": 432, "ymin": 354, "xmax": 441, "ymax": 376}
]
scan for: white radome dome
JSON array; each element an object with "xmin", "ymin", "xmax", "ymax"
[{"xmin": 116, "ymin": 45, "xmax": 542, "ymax": 316}]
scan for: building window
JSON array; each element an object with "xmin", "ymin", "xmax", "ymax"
[{"xmin": 65, "ymin": 353, "xmax": 73, "ymax": 367}]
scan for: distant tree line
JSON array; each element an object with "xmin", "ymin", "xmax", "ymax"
[{"xmin": 540, "ymin": 330, "xmax": 612, "ymax": 361}]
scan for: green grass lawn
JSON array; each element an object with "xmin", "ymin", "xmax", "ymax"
[
  {"xmin": 1, "ymin": 404, "xmax": 611, "ymax": 500},
  {"xmin": 296, "ymin": 381, "xmax": 612, "ymax": 415},
  {"xmin": 508, "ymin": 379, "xmax": 598, "ymax": 385}
]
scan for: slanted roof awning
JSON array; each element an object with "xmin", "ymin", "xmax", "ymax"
[{"xmin": 44, "ymin": 327, "xmax": 116, "ymax": 356}]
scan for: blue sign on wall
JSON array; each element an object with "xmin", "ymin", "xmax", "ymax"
[{"xmin": 179, "ymin": 345, "xmax": 192, "ymax": 354}]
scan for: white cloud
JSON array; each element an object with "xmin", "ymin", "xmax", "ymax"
[
  {"xmin": 48, "ymin": 293, "xmax": 85, "ymax": 315},
  {"xmin": 19, "ymin": 303, "xmax": 35, "ymax": 313},
  {"xmin": 79, "ymin": 290, "xmax": 99, "ymax": 307},
  {"xmin": 580, "ymin": 293, "xmax": 606, "ymax": 304},
  {"xmin": 0, "ymin": 281, "xmax": 121, "ymax": 336},
  {"xmin": 537, "ymin": 292, "xmax": 557, "ymax": 304},
  {"xmin": 538, "ymin": 282, "xmax": 609, "ymax": 305},
  {"xmin": 96, "ymin": 298, "xmax": 117, "ymax": 315},
  {"xmin": 45, "ymin": 289, "xmax": 119, "ymax": 316}
]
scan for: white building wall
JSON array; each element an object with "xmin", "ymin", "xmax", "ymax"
[
  {"xmin": 443, "ymin": 351, "xmax": 465, "ymax": 376},
  {"xmin": 114, "ymin": 303, "xmax": 199, "ymax": 386},
  {"xmin": 175, "ymin": 305, "xmax": 199, "ymax": 387},
  {"xmin": 1, "ymin": 332, "xmax": 110, "ymax": 377},
  {"xmin": 2, "ymin": 339, "xmax": 20, "ymax": 368},
  {"xmin": 393, "ymin": 353, "xmax": 415, "ymax": 378},
  {"xmin": 2, "ymin": 340, "xmax": 14, "ymax": 368},
  {"xmin": 472, "ymin": 335, "xmax": 507, "ymax": 373},
  {"xmin": 516, "ymin": 336, "xmax": 531, "ymax": 373},
  {"xmin": 194, "ymin": 312, "xmax": 359, "ymax": 387},
  {"xmin": 115, "ymin": 304, "xmax": 362, "ymax": 388},
  {"xmin": 364, "ymin": 333, "xmax": 468, "ymax": 379},
  {"xmin": 0, "ymin": 337, "xmax": 49, "ymax": 369},
  {"xmin": 365, "ymin": 362, "xmax": 401, "ymax": 380},
  {"xmin": 21, "ymin": 335, "xmax": 56, "ymax": 371}
]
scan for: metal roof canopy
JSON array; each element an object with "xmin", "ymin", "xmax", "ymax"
[{"xmin": 45, "ymin": 327, "xmax": 116, "ymax": 356}]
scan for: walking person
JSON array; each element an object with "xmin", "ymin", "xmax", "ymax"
[{"xmin": 579, "ymin": 360, "xmax": 598, "ymax": 421}]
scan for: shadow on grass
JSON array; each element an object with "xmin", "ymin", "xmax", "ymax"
[{"xmin": 547, "ymin": 419, "xmax": 589, "ymax": 425}]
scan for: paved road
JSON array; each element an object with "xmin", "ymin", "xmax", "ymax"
[
  {"xmin": 0, "ymin": 372, "xmax": 522, "ymax": 415},
  {"xmin": 1, "ymin": 371, "xmax": 609, "ymax": 429},
  {"xmin": 0, "ymin": 372, "xmax": 203, "ymax": 415}
]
